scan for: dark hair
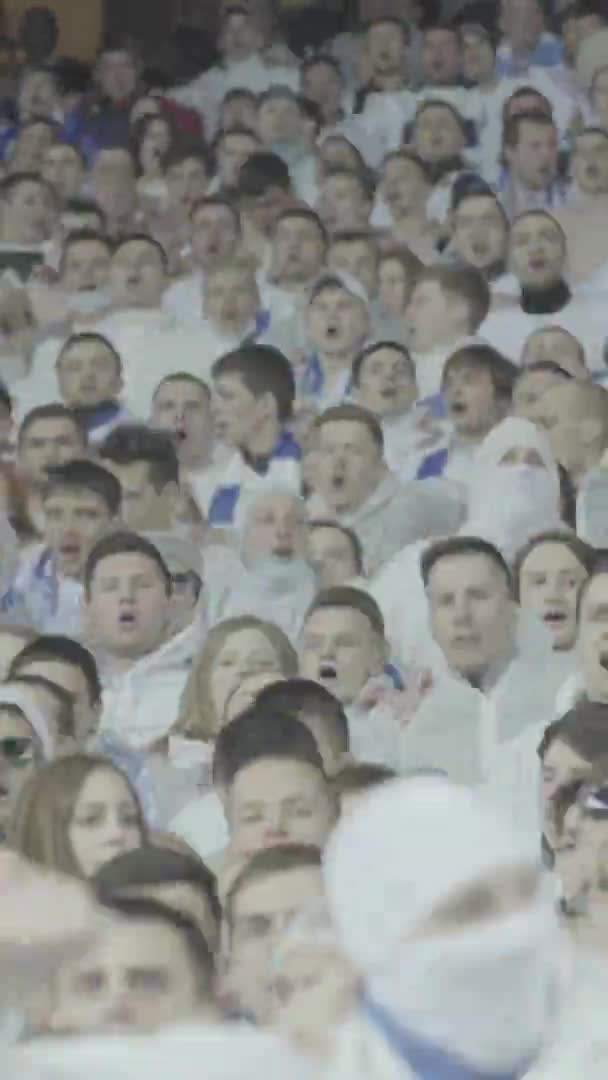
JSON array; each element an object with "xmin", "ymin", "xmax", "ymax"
[
  {"xmin": 313, "ymin": 404, "xmax": 384, "ymax": 453},
  {"xmin": 99, "ymin": 424, "xmax": 179, "ymax": 490},
  {"xmin": 514, "ymin": 530, "xmax": 595, "ymax": 602},
  {"xmin": 9, "ymin": 634, "xmax": 102, "ymax": 707},
  {"xmin": 452, "ymin": 186, "xmax": 507, "ymax": 221},
  {"xmin": 537, "ymin": 700, "xmax": 608, "ymax": 763},
  {"xmin": 308, "ymin": 519, "xmax": 364, "ymax": 575},
  {"xmin": 153, "ymin": 371, "xmax": 211, "ymax": 401},
  {"xmin": 212, "ymin": 344, "xmax": 295, "ymax": 423},
  {"xmin": 190, "ymin": 194, "xmax": 240, "ymax": 230},
  {"xmin": 164, "ymin": 141, "xmax": 211, "ymax": 176},
  {"xmin": 225, "ymin": 843, "xmax": 322, "ymax": 929},
  {"xmin": 416, "ymin": 266, "xmax": 490, "ymax": 331},
  {"xmin": 62, "ymin": 196, "xmax": 106, "ymax": 230},
  {"xmin": 519, "ymin": 359, "xmax": 573, "ymax": 380},
  {"xmin": 0, "ymin": 170, "xmax": 56, "ymax": 204},
  {"xmin": 351, "ymin": 340, "xmax": 415, "ymax": 388},
  {"xmin": 504, "ymin": 110, "xmax": 556, "ymax": 148},
  {"xmin": 237, "ymin": 152, "xmax": 291, "ymax": 197},
  {"xmin": 58, "ymin": 331, "xmax": 122, "ymax": 375},
  {"xmin": 60, "ymin": 228, "xmax": 111, "ymax": 274},
  {"xmin": 275, "ymin": 206, "xmax": 328, "ymax": 247},
  {"xmin": 301, "ymin": 53, "xmax": 343, "ymax": 80},
  {"xmin": 83, "ymin": 529, "xmax": 171, "ymax": 598},
  {"xmin": 321, "ymin": 165, "xmax": 375, "ymax": 201},
  {"xmin": 332, "ymin": 761, "xmax": 397, "ymax": 800},
  {"xmin": 441, "ymin": 344, "xmax": 518, "ymax": 402},
  {"xmin": 18, "ymin": 404, "xmax": 86, "ymax": 448},
  {"xmin": 413, "ymin": 97, "xmax": 468, "ymax": 139},
  {"xmin": 254, "ymin": 678, "xmax": 350, "ymax": 757},
  {"xmin": 382, "ymin": 148, "xmax": 431, "ymax": 184},
  {"xmin": 505, "ymin": 85, "xmax": 552, "ymax": 120},
  {"xmin": 94, "ymin": 846, "xmax": 221, "ymax": 928},
  {"xmin": 212, "ymin": 707, "xmax": 325, "ymax": 789},
  {"xmin": 511, "ymin": 209, "xmax": 566, "ymax": 249},
  {"xmin": 112, "ymin": 231, "xmax": 168, "ymax": 272},
  {"xmin": 0, "ymin": 380, "xmax": 11, "ymax": 417},
  {"xmin": 10, "ymin": 674, "xmax": 76, "ymax": 739},
  {"xmin": 43, "ymin": 459, "xmax": 122, "ymax": 516},
  {"xmin": 96, "ymin": 894, "xmax": 214, "ymax": 990},
  {"xmin": 305, "ymin": 585, "xmax": 385, "ymax": 640},
  {"xmin": 421, "ymin": 536, "xmax": 512, "ymax": 589}
]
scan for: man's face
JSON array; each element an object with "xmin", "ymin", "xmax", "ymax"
[
  {"xmin": 13, "ymin": 657, "xmax": 98, "ymax": 743},
  {"xmin": 50, "ymin": 918, "xmax": 204, "ymax": 1034},
  {"xmin": 44, "ymin": 489, "xmax": 113, "ymax": 580},
  {"xmin": 12, "ymin": 122, "xmax": 56, "ymax": 172},
  {"xmin": 512, "ymin": 368, "xmax": 567, "ymax": 421},
  {"xmin": 427, "ymin": 553, "xmax": 514, "ymax": 678},
  {"xmin": 244, "ymin": 493, "xmax": 309, "ymax": 564},
  {"xmin": 57, "ymin": 338, "xmax": 122, "ymax": 407},
  {"xmin": 191, "ymin": 204, "xmax": 238, "ymax": 270},
  {"xmin": 572, "ymin": 132, "xmax": 608, "ymax": 196},
  {"xmin": 242, "ymin": 185, "xmax": 292, "ymax": 239},
  {"xmin": 227, "ymin": 760, "xmax": 334, "ymax": 855},
  {"xmin": 109, "ymin": 240, "xmax": 166, "ymax": 309},
  {"xmin": 217, "ymin": 132, "xmax": 258, "ymax": 188},
  {"xmin": 61, "ymin": 239, "xmax": 111, "ymax": 294},
  {"xmin": 328, "ymin": 239, "xmax": 378, "ymax": 298},
  {"xmin": 578, "ymin": 574, "xmax": 608, "ymax": 703},
  {"xmin": 212, "ymin": 372, "xmax": 260, "ymax": 447},
  {"xmin": 452, "ymin": 196, "xmax": 508, "ymax": 271},
  {"xmin": 257, "ymin": 96, "xmax": 302, "ymax": 147},
  {"xmin": 354, "ymin": 345, "xmax": 417, "ymax": 418},
  {"xmin": 270, "ymin": 216, "xmax": 325, "ymax": 286},
  {"xmin": 421, "ymin": 29, "xmax": 462, "ymax": 85},
  {"xmin": 97, "ymin": 50, "xmax": 138, "ymax": 102},
  {"xmin": 228, "ymin": 865, "xmax": 323, "ymax": 1022},
  {"xmin": 18, "ymin": 70, "xmax": 58, "ymax": 122},
  {"xmin": 444, "ymin": 363, "xmax": 502, "ymax": 437},
  {"xmin": 412, "ymin": 106, "xmax": 465, "ymax": 164},
  {"xmin": 220, "ymin": 12, "xmax": 260, "ymax": 62},
  {"xmin": 152, "ymin": 379, "xmax": 212, "ymax": 467},
  {"xmin": 104, "ymin": 460, "xmax": 168, "ymax": 531},
  {"xmin": 461, "ymin": 28, "xmax": 495, "ymax": 84},
  {"xmin": 19, "ymin": 418, "xmax": 84, "ymax": 487},
  {"xmin": 166, "ymin": 158, "xmax": 209, "ymax": 216},
  {"xmin": 4, "ymin": 179, "xmax": 55, "ymax": 243},
  {"xmin": 299, "ymin": 605, "xmax": 384, "ymax": 703},
  {"xmin": 501, "ymin": 0, "xmax": 544, "ymax": 51},
  {"xmin": 308, "ymin": 526, "xmax": 359, "ymax": 588},
  {"xmin": 0, "ymin": 706, "xmax": 41, "ymax": 839},
  {"xmin": 406, "ymin": 279, "xmax": 458, "ymax": 352},
  {"xmin": 92, "ymin": 151, "xmax": 136, "ymax": 223},
  {"xmin": 381, "ymin": 156, "xmax": 429, "ymax": 220},
  {"xmin": 42, "ymin": 145, "xmax": 84, "ymax": 203},
  {"xmin": 509, "ymin": 213, "xmax": 564, "ymax": 288},
  {"xmin": 306, "ymin": 287, "xmax": 369, "ymax": 358},
  {"xmin": 220, "ymin": 95, "xmax": 258, "ymax": 133},
  {"xmin": 302, "ymin": 62, "xmax": 342, "ymax": 119},
  {"xmin": 507, "ymin": 121, "xmax": 558, "ymax": 191},
  {"xmin": 204, "ymin": 269, "xmax": 259, "ymax": 336},
  {"xmin": 378, "ymin": 256, "xmax": 414, "ymax": 317},
  {"xmin": 314, "ymin": 419, "xmax": 382, "ymax": 514},
  {"xmin": 522, "ymin": 328, "xmax": 587, "ymax": 379},
  {"xmin": 366, "ymin": 22, "xmax": 406, "ymax": 79},
  {"xmin": 317, "ymin": 175, "xmax": 370, "ymax": 233},
  {"xmin": 519, "ymin": 541, "xmax": 588, "ymax": 651},
  {"xmin": 534, "ymin": 383, "xmax": 586, "ymax": 475},
  {"xmin": 85, "ymin": 552, "xmax": 169, "ymax": 659}
]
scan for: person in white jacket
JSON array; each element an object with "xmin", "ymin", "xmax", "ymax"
[
  {"xmin": 323, "ymin": 775, "xmax": 563, "ymax": 1080},
  {"xmin": 555, "ymin": 565, "xmax": 608, "ymax": 718},
  {"xmin": 82, "ymin": 530, "xmax": 203, "ymax": 752}
]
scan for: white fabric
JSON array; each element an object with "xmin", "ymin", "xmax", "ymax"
[
  {"xmin": 97, "ymin": 622, "xmax": 203, "ymax": 750},
  {"xmin": 215, "ymin": 559, "xmax": 315, "ymax": 643},
  {"xmin": 169, "ymin": 55, "xmax": 299, "ymax": 136},
  {"xmin": 324, "ymin": 777, "xmax": 562, "ymax": 1074},
  {"xmin": 481, "ymin": 294, "xmax": 608, "ymax": 373},
  {"xmin": 162, "ymin": 273, "xmax": 204, "ymax": 328},
  {"xmin": 169, "ymin": 788, "xmax": 228, "ymax": 862},
  {"xmin": 13, "ymin": 544, "xmax": 84, "ymax": 636},
  {"xmin": 464, "ymin": 417, "xmax": 562, "ymax": 561}
]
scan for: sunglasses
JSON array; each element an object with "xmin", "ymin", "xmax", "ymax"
[{"xmin": 0, "ymin": 737, "xmax": 34, "ymax": 766}]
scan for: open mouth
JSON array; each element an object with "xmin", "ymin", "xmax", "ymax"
[
  {"xmin": 331, "ymin": 473, "xmax": 345, "ymax": 490},
  {"xmin": 449, "ymin": 400, "xmax": 467, "ymax": 415},
  {"xmin": 118, "ymin": 611, "xmax": 136, "ymax": 626},
  {"xmin": 60, "ymin": 543, "xmax": 80, "ymax": 559},
  {"xmin": 319, "ymin": 661, "xmax": 337, "ymax": 680},
  {"xmin": 529, "ymin": 256, "xmax": 546, "ymax": 272},
  {"xmin": 543, "ymin": 610, "xmax": 567, "ymax": 626}
]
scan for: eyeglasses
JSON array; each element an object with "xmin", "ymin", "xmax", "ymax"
[{"xmin": 0, "ymin": 737, "xmax": 34, "ymax": 766}]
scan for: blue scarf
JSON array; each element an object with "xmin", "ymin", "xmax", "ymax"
[{"xmin": 363, "ymin": 995, "xmax": 531, "ymax": 1080}]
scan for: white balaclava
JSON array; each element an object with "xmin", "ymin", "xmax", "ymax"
[{"xmin": 324, "ymin": 776, "xmax": 564, "ymax": 1074}]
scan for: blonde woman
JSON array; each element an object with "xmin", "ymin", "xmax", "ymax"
[{"xmin": 10, "ymin": 754, "xmax": 147, "ymax": 880}]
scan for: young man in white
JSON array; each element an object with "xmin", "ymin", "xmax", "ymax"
[
  {"xmin": 16, "ymin": 405, "xmax": 87, "ymax": 534},
  {"xmin": 260, "ymin": 207, "xmax": 328, "ymax": 326},
  {"xmin": 307, "ymin": 404, "xmax": 463, "ymax": 575},
  {"xmin": 162, "ymin": 197, "xmax": 241, "ymax": 328},
  {"xmin": 299, "ymin": 274, "xmax": 370, "ymax": 412},
  {"xmin": 83, "ymin": 530, "xmax": 202, "ymax": 752},
  {"xmin": 55, "ymin": 332, "xmax": 131, "ymax": 445}
]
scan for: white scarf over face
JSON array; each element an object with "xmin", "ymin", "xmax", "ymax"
[
  {"xmin": 464, "ymin": 417, "xmax": 563, "ymax": 562},
  {"xmin": 324, "ymin": 777, "xmax": 564, "ymax": 1073}
]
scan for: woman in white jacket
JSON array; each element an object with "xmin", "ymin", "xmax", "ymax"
[{"xmin": 322, "ymin": 775, "xmax": 564, "ymax": 1080}]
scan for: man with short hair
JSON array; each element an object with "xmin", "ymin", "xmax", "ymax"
[
  {"xmin": 41, "ymin": 143, "xmax": 85, "ymax": 205},
  {"xmin": 90, "ymin": 147, "xmax": 139, "ymax": 240},
  {"xmin": 11, "ymin": 460, "xmax": 121, "ymax": 635},
  {"xmin": 151, "ymin": 373, "xmax": 215, "ymax": 482},
  {"xmin": 99, "ymin": 424, "xmax": 180, "ymax": 532},
  {"xmin": 300, "ymin": 274, "xmax": 370, "ymax": 411},
  {"xmin": 535, "ymin": 379, "xmax": 608, "ymax": 489},
  {"xmin": 17, "ymin": 405, "xmax": 87, "ymax": 531},
  {"xmin": 84, "ymin": 530, "xmax": 202, "ymax": 751},
  {"xmin": 256, "ymin": 87, "xmax": 317, "ymax": 204},
  {"xmin": 308, "ymin": 403, "xmax": 463, "ymax": 574},
  {"xmin": 499, "ymin": 112, "xmax": 567, "ymax": 219},
  {"xmin": 497, "ymin": 0, "xmax": 563, "ymax": 77},
  {"xmin": 559, "ymin": 128, "xmax": 608, "ymax": 283},
  {"xmin": 162, "ymin": 197, "xmax": 241, "ymax": 328},
  {"xmin": 9, "ymin": 633, "xmax": 102, "ymax": 742},
  {"xmin": 262, "ymin": 208, "xmax": 328, "ymax": 324},
  {"xmin": 0, "ymin": 172, "xmax": 57, "ymax": 251},
  {"xmin": 56, "ymin": 332, "xmax": 130, "ymax": 444}
]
